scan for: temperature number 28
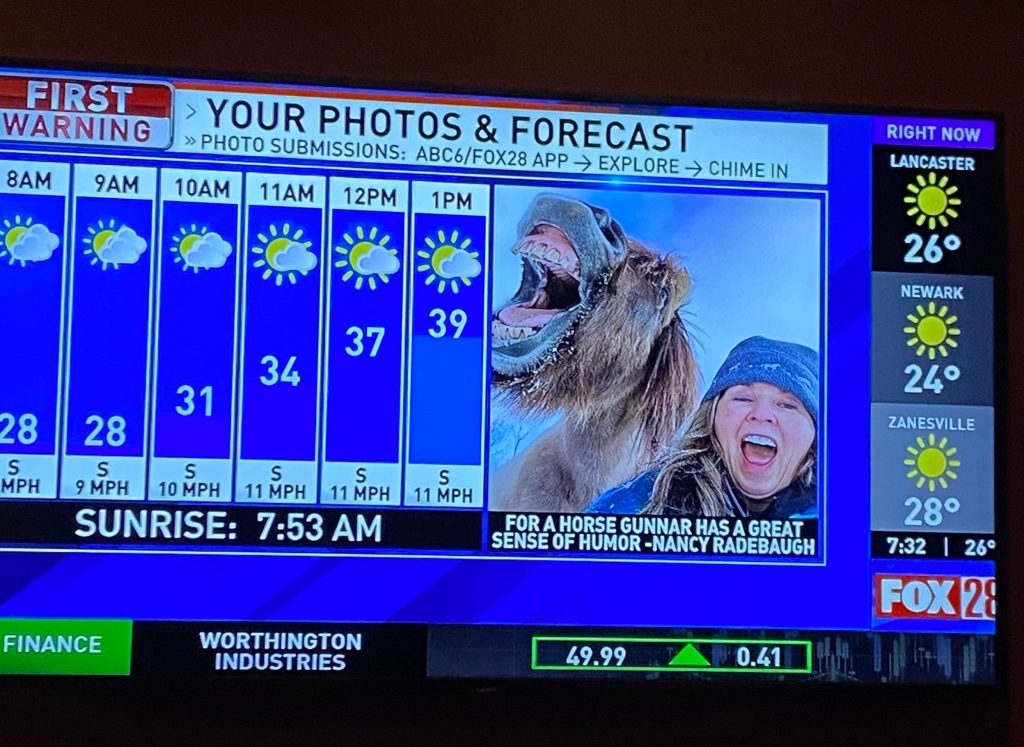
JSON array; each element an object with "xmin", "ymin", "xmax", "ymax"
[{"xmin": 904, "ymin": 496, "xmax": 960, "ymax": 527}]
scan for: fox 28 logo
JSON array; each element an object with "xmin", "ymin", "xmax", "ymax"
[{"xmin": 874, "ymin": 575, "xmax": 996, "ymax": 620}]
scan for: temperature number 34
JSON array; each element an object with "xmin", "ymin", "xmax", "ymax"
[{"xmin": 260, "ymin": 356, "xmax": 301, "ymax": 386}]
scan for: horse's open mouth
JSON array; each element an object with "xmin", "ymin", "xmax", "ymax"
[
  {"xmin": 491, "ymin": 195, "xmax": 626, "ymax": 379},
  {"xmin": 492, "ymin": 224, "xmax": 581, "ymax": 347}
]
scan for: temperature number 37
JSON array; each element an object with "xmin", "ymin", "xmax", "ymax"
[{"xmin": 345, "ymin": 326, "xmax": 385, "ymax": 357}]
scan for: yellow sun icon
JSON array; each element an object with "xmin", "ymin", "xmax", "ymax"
[
  {"xmin": 252, "ymin": 223, "xmax": 317, "ymax": 286},
  {"xmin": 415, "ymin": 229, "xmax": 482, "ymax": 294},
  {"xmin": 82, "ymin": 219, "xmax": 147, "ymax": 270},
  {"xmin": 335, "ymin": 225, "xmax": 400, "ymax": 291},
  {"xmin": 904, "ymin": 172, "xmax": 961, "ymax": 230},
  {"xmin": 0, "ymin": 215, "xmax": 33, "ymax": 265},
  {"xmin": 904, "ymin": 301, "xmax": 960, "ymax": 360},
  {"xmin": 904, "ymin": 434, "xmax": 960, "ymax": 492},
  {"xmin": 171, "ymin": 225, "xmax": 233, "ymax": 273}
]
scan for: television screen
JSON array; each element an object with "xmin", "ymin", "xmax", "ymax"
[{"xmin": 0, "ymin": 64, "xmax": 1002, "ymax": 684}]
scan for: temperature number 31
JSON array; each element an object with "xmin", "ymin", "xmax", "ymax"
[{"xmin": 175, "ymin": 385, "xmax": 213, "ymax": 416}]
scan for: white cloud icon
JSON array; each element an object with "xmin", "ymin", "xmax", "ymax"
[
  {"xmin": 97, "ymin": 226, "xmax": 147, "ymax": 266},
  {"xmin": 438, "ymin": 248, "xmax": 481, "ymax": 279},
  {"xmin": 273, "ymin": 241, "xmax": 317, "ymax": 272},
  {"xmin": 185, "ymin": 232, "xmax": 233, "ymax": 269},
  {"xmin": 355, "ymin": 245, "xmax": 400, "ymax": 276},
  {"xmin": 10, "ymin": 223, "xmax": 59, "ymax": 262}
]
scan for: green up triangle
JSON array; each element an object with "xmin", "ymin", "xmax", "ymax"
[{"xmin": 669, "ymin": 643, "xmax": 710, "ymax": 667}]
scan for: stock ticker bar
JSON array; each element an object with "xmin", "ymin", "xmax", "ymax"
[
  {"xmin": 530, "ymin": 637, "xmax": 813, "ymax": 674},
  {"xmin": 0, "ymin": 620, "xmax": 994, "ymax": 682}
]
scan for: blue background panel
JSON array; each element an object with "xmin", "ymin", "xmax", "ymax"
[
  {"xmin": 324, "ymin": 210, "xmax": 406, "ymax": 464},
  {"xmin": 152, "ymin": 201, "xmax": 239, "ymax": 459},
  {"xmin": 407, "ymin": 213, "xmax": 486, "ymax": 466},
  {"xmin": 0, "ymin": 193, "xmax": 66, "ymax": 455},
  {"xmin": 238, "ymin": 205, "xmax": 323, "ymax": 462},
  {"xmin": 64, "ymin": 196, "xmax": 153, "ymax": 457},
  {"xmin": 0, "ymin": 110, "xmax": 895, "ymax": 634}
]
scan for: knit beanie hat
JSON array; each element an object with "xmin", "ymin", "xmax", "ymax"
[{"xmin": 703, "ymin": 336, "xmax": 819, "ymax": 421}]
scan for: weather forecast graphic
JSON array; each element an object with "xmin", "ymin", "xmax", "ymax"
[
  {"xmin": 81, "ymin": 219, "xmax": 147, "ymax": 269},
  {"xmin": 904, "ymin": 434, "xmax": 960, "ymax": 492},
  {"xmin": 0, "ymin": 215, "xmax": 59, "ymax": 266},
  {"xmin": 904, "ymin": 301, "xmax": 961, "ymax": 360},
  {"xmin": 415, "ymin": 228, "xmax": 481, "ymax": 293},
  {"xmin": 335, "ymin": 225, "xmax": 400, "ymax": 291},
  {"xmin": 251, "ymin": 223, "xmax": 317, "ymax": 285},
  {"xmin": 904, "ymin": 171, "xmax": 961, "ymax": 230},
  {"xmin": 170, "ymin": 225, "xmax": 233, "ymax": 272}
]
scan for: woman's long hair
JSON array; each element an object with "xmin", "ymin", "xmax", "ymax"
[{"xmin": 642, "ymin": 396, "xmax": 817, "ymax": 516}]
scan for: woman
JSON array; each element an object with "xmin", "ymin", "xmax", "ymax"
[{"xmin": 588, "ymin": 336, "xmax": 818, "ymax": 519}]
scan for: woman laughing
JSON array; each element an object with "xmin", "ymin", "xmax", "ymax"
[{"xmin": 589, "ymin": 336, "xmax": 819, "ymax": 519}]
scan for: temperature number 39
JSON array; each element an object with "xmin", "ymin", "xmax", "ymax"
[{"xmin": 428, "ymin": 308, "xmax": 466, "ymax": 339}]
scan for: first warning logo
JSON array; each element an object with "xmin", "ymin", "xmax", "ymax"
[{"xmin": 0, "ymin": 75, "xmax": 172, "ymax": 149}]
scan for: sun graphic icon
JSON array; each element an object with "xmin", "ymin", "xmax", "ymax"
[
  {"xmin": 252, "ymin": 223, "xmax": 318, "ymax": 286},
  {"xmin": 904, "ymin": 172, "xmax": 961, "ymax": 230},
  {"xmin": 171, "ymin": 225, "xmax": 233, "ymax": 273},
  {"xmin": 415, "ymin": 229, "xmax": 482, "ymax": 294},
  {"xmin": 82, "ymin": 219, "xmax": 147, "ymax": 270},
  {"xmin": 904, "ymin": 301, "xmax": 961, "ymax": 360},
  {"xmin": 904, "ymin": 434, "xmax": 960, "ymax": 492},
  {"xmin": 0, "ymin": 215, "xmax": 59, "ymax": 266},
  {"xmin": 335, "ymin": 225, "xmax": 400, "ymax": 291}
]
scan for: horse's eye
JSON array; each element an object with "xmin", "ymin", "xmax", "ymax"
[{"xmin": 658, "ymin": 284, "xmax": 672, "ymax": 309}]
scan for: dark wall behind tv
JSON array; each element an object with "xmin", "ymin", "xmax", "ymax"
[{"xmin": 1, "ymin": 1, "xmax": 1020, "ymax": 745}]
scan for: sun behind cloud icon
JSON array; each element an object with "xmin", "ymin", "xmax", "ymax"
[
  {"xmin": 252, "ymin": 223, "xmax": 317, "ymax": 286},
  {"xmin": 904, "ymin": 302, "xmax": 960, "ymax": 360},
  {"xmin": 416, "ymin": 229, "xmax": 481, "ymax": 294},
  {"xmin": 171, "ymin": 225, "xmax": 233, "ymax": 272},
  {"xmin": 0, "ymin": 215, "xmax": 59, "ymax": 266},
  {"xmin": 904, "ymin": 434, "xmax": 960, "ymax": 492},
  {"xmin": 904, "ymin": 172, "xmax": 961, "ymax": 230},
  {"xmin": 335, "ymin": 225, "xmax": 400, "ymax": 291},
  {"xmin": 82, "ymin": 220, "xmax": 148, "ymax": 269}
]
